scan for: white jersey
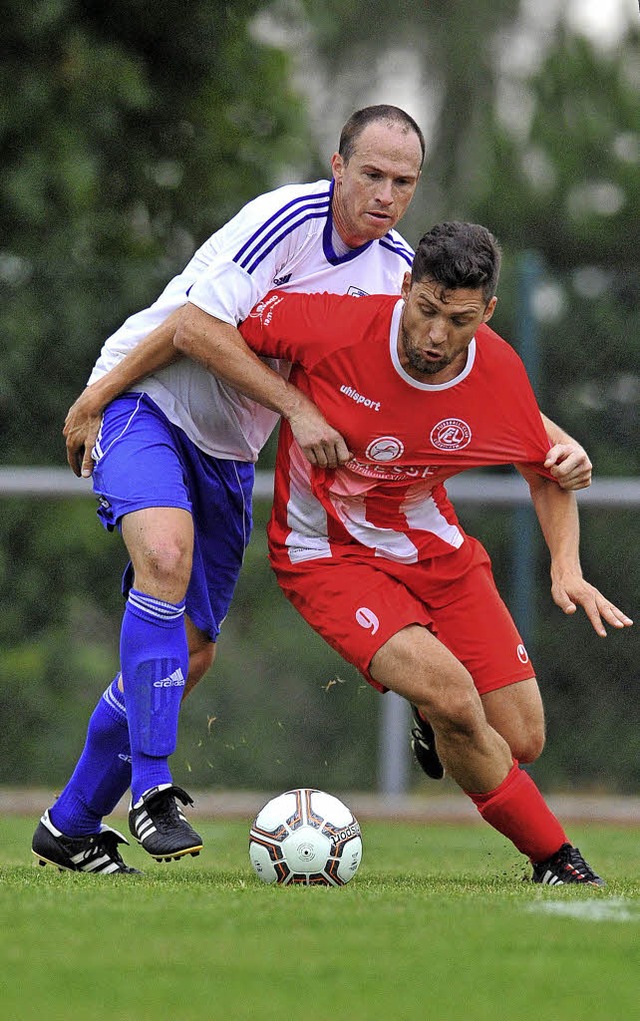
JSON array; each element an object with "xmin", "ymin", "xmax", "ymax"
[{"xmin": 88, "ymin": 180, "xmax": 414, "ymax": 460}]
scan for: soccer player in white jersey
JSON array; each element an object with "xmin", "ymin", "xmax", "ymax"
[
  {"xmin": 33, "ymin": 106, "xmax": 592, "ymax": 873},
  {"xmin": 179, "ymin": 222, "xmax": 633, "ymax": 886},
  {"xmin": 32, "ymin": 105, "xmax": 426, "ymax": 873}
]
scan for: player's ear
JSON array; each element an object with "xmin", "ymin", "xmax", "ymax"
[
  {"xmin": 482, "ymin": 296, "xmax": 498, "ymax": 323},
  {"xmin": 331, "ymin": 152, "xmax": 344, "ymax": 181},
  {"xmin": 401, "ymin": 271, "xmax": 412, "ymax": 299}
]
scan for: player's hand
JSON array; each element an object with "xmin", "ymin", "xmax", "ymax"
[
  {"xmin": 63, "ymin": 389, "xmax": 103, "ymax": 478},
  {"xmin": 545, "ymin": 442, "xmax": 592, "ymax": 491},
  {"xmin": 287, "ymin": 400, "xmax": 352, "ymax": 469},
  {"xmin": 551, "ymin": 569, "xmax": 633, "ymax": 637}
]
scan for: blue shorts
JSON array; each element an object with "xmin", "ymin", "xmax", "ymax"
[{"xmin": 92, "ymin": 393, "xmax": 254, "ymax": 642}]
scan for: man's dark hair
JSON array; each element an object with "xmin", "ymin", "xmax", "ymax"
[
  {"xmin": 339, "ymin": 105, "xmax": 426, "ymax": 168},
  {"xmin": 411, "ymin": 222, "xmax": 502, "ymax": 303}
]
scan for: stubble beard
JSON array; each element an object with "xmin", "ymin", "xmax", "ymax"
[{"xmin": 400, "ymin": 324, "xmax": 451, "ymax": 377}]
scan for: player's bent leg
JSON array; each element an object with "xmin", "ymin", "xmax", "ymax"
[
  {"xmin": 370, "ymin": 625, "xmax": 602, "ymax": 881},
  {"xmin": 481, "ymin": 677, "xmax": 546, "ymax": 764},
  {"xmin": 410, "ymin": 675, "xmax": 544, "ymax": 779},
  {"xmin": 370, "ymin": 624, "xmax": 513, "ymax": 793}
]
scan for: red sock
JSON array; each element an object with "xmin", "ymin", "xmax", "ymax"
[{"xmin": 466, "ymin": 762, "xmax": 568, "ymax": 862}]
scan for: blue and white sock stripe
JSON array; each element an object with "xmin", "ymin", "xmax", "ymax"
[
  {"xmin": 127, "ymin": 589, "xmax": 186, "ymax": 622},
  {"xmin": 232, "ymin": 190, "xmax": 331, "ymax": 274},
  {"xmin": 103, "ymin": 677, "xmax": 127, "ymax": 718}
]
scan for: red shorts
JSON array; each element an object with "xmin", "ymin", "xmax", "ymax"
[{"xmin": 273, "ymin": 537, "xmax": 535, "ymax": 696}]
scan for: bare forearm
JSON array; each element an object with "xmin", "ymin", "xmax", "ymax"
[
  {"xmin": 531, "ymin": 479, "xmax": 581, "ymax": 573},
  {"xmin": 173, "ymin": 302, "xmax": 352, "ymax": 468},
  {"xmin": 173, "ymin": 303, "xmax": 305, "ymax": 420},
  {"xmin": 521, "ymin": 466, "xmax": 633, "ymax": 635},
  {"xmin": 540, "ymin": 412, "xmax": 568, "ymax": 445}
]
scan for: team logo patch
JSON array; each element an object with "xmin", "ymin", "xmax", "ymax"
[
  {"xmin": 430, "ymin": 418, "xmax": 472, "ymax": 451},
  {"xmin": 516, "ymin": 644, "xmax": 530, "ymax": 664},
  {"xmin": 365, "ymin": 436, "xmax": 404, "ymax": 462},
  {"xmin": 347, "ymin": 286, "xmax": 369, "ymax": 297}
]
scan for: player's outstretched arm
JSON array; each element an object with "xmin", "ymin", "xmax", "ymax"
[
  {"xmin": 174, "ymin": 302, "xmax": 352, "ymax": 468},
  {"xmin": 64, "ymin": 308, "xmax": 185, "ymax": 477},
  {"xmin": 518, "ymin": 466, "xmax": 633, "ymax": 637},
  {"xmin": 540, "ymin": 412, "xmax": 592, "ymax": 491}
]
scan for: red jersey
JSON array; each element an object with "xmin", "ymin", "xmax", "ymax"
[{"xmin": 239, "ymin": 290, "xmax": 554, "ymax": 567}]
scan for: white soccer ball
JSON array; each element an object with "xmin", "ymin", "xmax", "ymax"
[{"xmin": 249, "ymin": 788, "xmax": 363, "ymax": 886}]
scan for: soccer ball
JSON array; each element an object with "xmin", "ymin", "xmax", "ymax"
[{"xmin": 249, "ymin": 788, "xmax": 363, "ymax": 886}]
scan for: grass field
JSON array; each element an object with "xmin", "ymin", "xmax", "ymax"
[{"xmin": 1, "ymin": 815, "xmax": 639, "ymax": 1021}]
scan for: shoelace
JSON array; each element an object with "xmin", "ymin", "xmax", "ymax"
[
  {"xmin": 561, "ymin": 846, "xmax": 598, "ymax": 882},
  {"xmin": 96, "ymin": 832, "xmax": 127, "ymax": 864},
  {"xmin": 75, "ymin": 831, "xmax": 125, "ymax": 865},
  {"xmin": 151, "ymin": 794, "xmax": 183, "ymax": 829}
]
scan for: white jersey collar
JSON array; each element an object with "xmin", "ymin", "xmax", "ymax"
[{"xmin": 389, "ymin": 299, "xmax": 476, "ymax": 390}]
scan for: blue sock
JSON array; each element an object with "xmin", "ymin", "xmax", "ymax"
[
  {"xmin": 121, "ymin": 588, "xmax": 188, "ymax": 803},
  {"xmin": 49, "ymin": 676, "xmax": 132, "ymax": 836}
]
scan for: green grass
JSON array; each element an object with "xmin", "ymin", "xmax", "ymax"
[{"xmin": 1, "ymin": 816, "xmax": 639, "ymax": 1021}]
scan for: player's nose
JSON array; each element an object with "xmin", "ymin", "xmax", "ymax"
[
  {"xmin": 428, "ymin": 319, "xmax": 448, "ymax": 344},
  {"xmin": 375, "ymin": 179, "xmax": 394, "ymax": 205}
]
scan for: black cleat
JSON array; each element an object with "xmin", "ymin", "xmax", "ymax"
[
  {"xmin": 129, "ymin": 784, "xmax": 203, "ymax": 861},
  {"xmin": 410, "ymin": 705, "xmax": 445, "ymax": 780},
  {"xmin": 32, "ymin": 810, "xmax": 141, "ymax": 874},
  {"xmin": 531, "ymin": 843, "xmax": 605, "ymax": 887}
]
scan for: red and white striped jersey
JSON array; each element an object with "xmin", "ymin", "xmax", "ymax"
[{"xmin": 240, "ymin": 290, "xmax": 555, "ymax": 566}]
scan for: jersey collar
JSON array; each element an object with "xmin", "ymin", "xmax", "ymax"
[{"xmin": 323, "ymin": 180, "xmax": 376, "ymax": 265}]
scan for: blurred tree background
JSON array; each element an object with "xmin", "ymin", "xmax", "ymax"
[{"xmin": 0, "ymin": 0, "xmax": 638, "ymax": 794}]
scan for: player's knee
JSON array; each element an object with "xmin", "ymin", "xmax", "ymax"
[
  {"xmin": 510, "ymin": 728, "xmax": 545, "ymax": 764},
  {"xmin": 427, "ymin": 683, "xmax": 482, "ymax": 742},
  {"xmin": 137, "ymin": 539, "xmax": 192, "ymax": 593}
]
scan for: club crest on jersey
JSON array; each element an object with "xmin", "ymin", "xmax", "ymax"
[
  {"xmin": 347, "ymin": 286, "xmax": 369, "ymax": 297},
  {"xmin": 365, "ymin": 436, "xmax": 404, "ymax": 462},
  {"xmin": 430, "ymin": 418, "xmax": 472, "ymax": 451},
  {"xmin": 248, "ymin": 294, "xmax": 284, "ymax": 325}
]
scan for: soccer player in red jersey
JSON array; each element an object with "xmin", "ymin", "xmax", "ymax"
[{"xmin": 174, "ymin": 221, "xmax": 633, "ymax": 885}]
